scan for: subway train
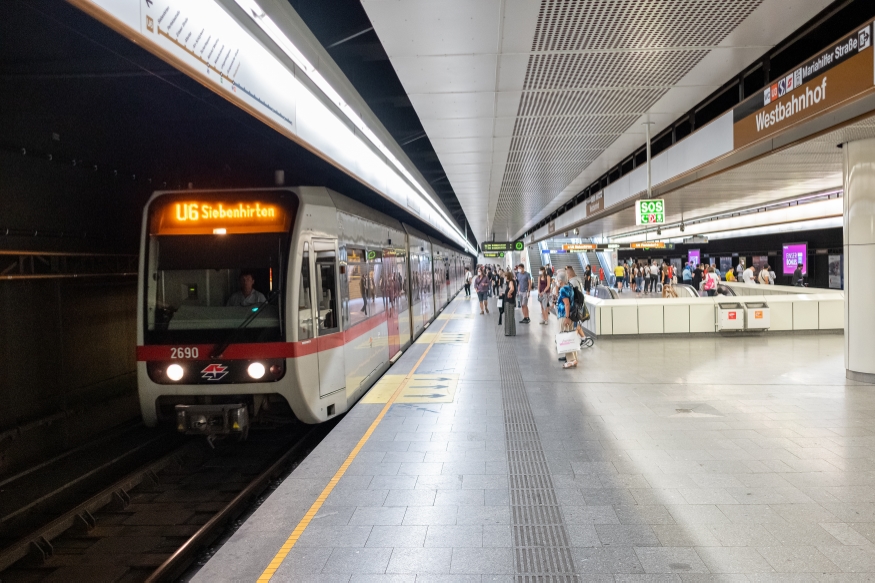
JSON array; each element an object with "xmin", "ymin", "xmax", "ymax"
[{"xmin": 136, "ymin": 187, "xmax": 472, "ymax": 437}]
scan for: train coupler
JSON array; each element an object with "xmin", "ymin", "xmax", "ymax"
[{"xmin": 175, "ymin": 404, "xmax": 249, "ymax": 438}]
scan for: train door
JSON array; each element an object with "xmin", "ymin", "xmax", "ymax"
[
  {"xmin": 313, "ymin": 238, "xmax": 344, "ymax": 397},
  {"xmin": 383, "ymin": 249, "xmax": 401, "ymax": 358}
]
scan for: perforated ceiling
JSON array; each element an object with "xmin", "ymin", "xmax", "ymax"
[
  {"xmin": 363, "ymin": 0, "xmax": 835, "ymax": 242},
  {"xmin": 491, "ymin": 0, "xmax": 763, "ymax": 236}
]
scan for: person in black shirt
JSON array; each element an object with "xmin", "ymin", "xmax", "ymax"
[
  {"xmin": 793, "ymin": 263, "xmax": 804, "ymax": 286},
  {"xmin": 691, "ymin": 264, "xmax": 703, "ymax": 292}
]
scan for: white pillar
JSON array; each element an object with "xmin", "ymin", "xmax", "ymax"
[{"xmin": 843, "ymin": 138, "xmax": 875, "ymax": 382}]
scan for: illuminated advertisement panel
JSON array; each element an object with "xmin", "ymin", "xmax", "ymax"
[
  {"xmin": 688, "ymin": 249, "xmax": 700, "ymax": 267},
  {"xmin": 782, "ymin": 242, "xmax": 808, "ymax": 275}
]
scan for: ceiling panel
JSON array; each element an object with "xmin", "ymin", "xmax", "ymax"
[{"xmin": 364, "ymin": 0, "xmax": 836, "ymax": 241}]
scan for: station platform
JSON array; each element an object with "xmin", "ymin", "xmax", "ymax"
[{"xmin": 194, "ymin": 294, "xmax": 875, "ymax": 581}]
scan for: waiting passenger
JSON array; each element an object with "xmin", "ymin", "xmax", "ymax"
[
  {"xmin": 555, "ymin": 271, "xmax": 579, "ymax": 369},
  {"xmin": 537, "ymin": 267, "xmax": 551, "ymax": 325},
  {"xmin": 743, "ymin": 264, "xmax": 757, "ymax": 284},
  {"xmin": 227, "ymin": 271, "xmax": 267, "ymax": 307},
  {"xmin": 614, "ymin": 262, "xmax": 625, "ymax": 292},
  {"xmin": 503, "ymin": 271, "xmax": 516, "ymax": 336},
  {"xmin": 474, "ymin": 268, "xmax": 491, "ymax": 315},
  {"xmin": 758, "ymin": 265, "xmax": 771, "ymax": 285}
]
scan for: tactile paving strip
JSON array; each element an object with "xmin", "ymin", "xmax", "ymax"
[{"xmin": 497, "ymin": 329, "xmax": 578, "ymax": 581}]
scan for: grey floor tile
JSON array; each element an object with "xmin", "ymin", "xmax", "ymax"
[
  {"xmin": 297, "ymin": 525, "xmax": 374, "ymax": 547},
  {"xmin": 695, "ymin": 546, "xmax": 776, "ymax": 574},
  {"xmin": 365, "ymin": 525, "xmax": 428, "ymax": 548},
  {"xmin": 755, "ymin": 546, "xmax": 842, "ymax": 573},
  {"xmin": 572, "ymin": 546, "xmax": 645, "ymax": 574},
  {"xmin": 424, "ymin": 525, "xmax": 482, "ymax": 548},
  {"xmin": 450, "ymin": 547, "xmax": 514, "ymax": 574},
  {"xmin": 384, "ymin": 489, "xmax": 437, "ymax": 507},
  {"xmin": 322, "ymin": 547, "xmax": 393, "ymax": 574},
  {"xmin": 635, "ymin": 547, "xmax": 710, "ymax": 574},
  {"xmin": 596, "ymin": 524, "xmax": 660, "ymax": 547},
  {"xmin": 386, "ymin": 547, "xmax": 452, "ymax": 574},
  {"xmin": 350, "ymin": 507, "xmax": 408, "ymax": 526},
  {"xmin": 402, "ymin": 506, "xmax": 458, "ymax": 526},
  {"xmin": 816, "ymin": 544, "xmax": 875, "ymax": 573},
  {"xmin": 561, "ymin": 505, "xmax": 621, "ymax": 525}
]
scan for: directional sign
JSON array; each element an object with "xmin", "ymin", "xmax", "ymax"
[
  {"xmin": 483, "ymin": 241, "xmax": 524, "ymax": 252},
  {"xmin": 635, "ymin": 199, "xmax": 665, "ymax": 225},
  {"xmin": 483, "ymin": 252, "xmax": 504, "ymax": 258},
  {"xmin": 361, "ymin": 374, "xmax": 459, "ymax": 404}
]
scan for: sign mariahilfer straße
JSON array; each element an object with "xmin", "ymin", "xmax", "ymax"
[{"xmin": 733, "ymin": 21, "xmax": 873, "ymax": 149}]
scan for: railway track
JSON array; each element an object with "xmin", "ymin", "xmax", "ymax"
[{"xmin": 0, "ymin": 421, "xmax": 334, "ymax": 582}]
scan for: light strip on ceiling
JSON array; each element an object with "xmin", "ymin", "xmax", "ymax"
[
  {"xmin": 233, "ymin": 0, "xmax": 472, "ymax": 252},
  {"xmin": 611, "ymin": 197, "xmax": 842, "ymax": 244}
]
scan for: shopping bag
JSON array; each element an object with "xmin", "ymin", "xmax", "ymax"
[
  {"xmin": 496, "ymin": 299, "xmax": 503, "ymax": 309},
  {"xmin": 555, "ymin": 331, "xmax": 579, "ymax": 354}
]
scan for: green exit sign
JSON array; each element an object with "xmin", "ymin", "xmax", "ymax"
[{"xmin": 635, "ymin": 199, "xmax": 665, "ymax": 225}]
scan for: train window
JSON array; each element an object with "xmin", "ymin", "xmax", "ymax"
[
  {"xmin": 313, "ymin": 240, "xmax": 340, "ymax": 336},
  {"xmin": 298, "ymin": 242, "xmax": 313, "ymax": 341},
  {"xmin": 144, "ymin": 233, "xmax": 284, "ymax": 344},
  {"xmin": 345, "ymin": 247, "xmax": 368, "ymax": 328},
  {"xmin": 369, "ymin": 250, "xmax": 385, "ymax": 319},
  {"xmin": 384, "ymin": 248, "xmax": 407, "ymax": 315}
]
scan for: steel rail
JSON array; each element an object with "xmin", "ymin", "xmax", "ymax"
[
  {"xmin": 145, "ymin": 427, "xmax": 321, "ymax": 583},
  {"xmin": 0, "ymin": 441, "xmax": 199, "ymax": 572}
]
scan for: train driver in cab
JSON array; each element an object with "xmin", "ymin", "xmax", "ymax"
[{"xmin": 227, "ymin": 270, "xmax": 267, "ymax": 307}]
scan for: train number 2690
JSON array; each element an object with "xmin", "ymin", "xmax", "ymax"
[{"xmin": 170, "ymin": 347, "xmax": 199, "ymax": 359}]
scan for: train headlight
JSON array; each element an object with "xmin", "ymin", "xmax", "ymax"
[
  {"xmin": 167, "ymin": 364, "xmax": 184, "ymax": 381},
  {"xmin": 248, "ymin": 362, "xmax": 265, "ymax": 379}
]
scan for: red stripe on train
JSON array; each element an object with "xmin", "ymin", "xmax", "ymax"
[{"xmin": 136, "ymin": 310, "xmax": 390, "ymax": 361}]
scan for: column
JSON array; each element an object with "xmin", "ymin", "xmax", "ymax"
[{"xmin": 844, "ymin": 138, "xmax": 875, "ymax": 382}]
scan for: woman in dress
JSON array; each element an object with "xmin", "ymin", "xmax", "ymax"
[{"xmin": 503, "ymin": 271, "xmax": 517, "ymax": 336}]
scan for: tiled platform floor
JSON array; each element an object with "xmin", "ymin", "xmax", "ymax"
[{"xmin": 195, "ymin": 294, "xmax": 875, "ymax": 582}]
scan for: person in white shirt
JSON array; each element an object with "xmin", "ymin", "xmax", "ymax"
[
  {"xmin": 758, "ymin": 265, "xmax": 771, "ymax": 285},
  {"xmin": 227, "ymin": 271, "xmax": 267, "ymax": 306},
  {"xmin": 743, "ymin": 265, "xmax": 756, "ymax": 284},
  {"xmin": 464, "ymin": 268, "xmax": 472, "ymax": 297},
  {"xmin": 649, "ymin": 262, "xmax": 659, "ymax": 293}
]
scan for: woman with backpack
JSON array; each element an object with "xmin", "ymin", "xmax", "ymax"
[{"xmin": 555, "ymin": 271, "xmax": 579, "ymax": 369}]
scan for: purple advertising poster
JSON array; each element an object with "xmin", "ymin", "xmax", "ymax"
[
  {"xmin": 782, "ymin": 242, "xmax": 807, "ymax": 275},
  {"xmin": 688, "ymin": 249, "xmax": 700, "ymax": 267}
]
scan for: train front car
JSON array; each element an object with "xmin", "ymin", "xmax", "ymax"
[{"xmin": 137, "ymin": 189, "xmax": 298, "ymax": 438}]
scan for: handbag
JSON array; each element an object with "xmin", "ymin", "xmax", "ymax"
[
  {"xmin": 496, "ymin": 298, "xmax": 503, "ymax": 308},
  {"xmin": 556, "ymin": 331, "xmax": 579, "ymax": 354}
]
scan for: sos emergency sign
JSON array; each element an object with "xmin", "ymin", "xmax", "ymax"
[{"xmin": 635, "ymin": 199, "xmax": 665, "ymax": 225}]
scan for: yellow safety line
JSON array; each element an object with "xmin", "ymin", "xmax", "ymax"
[{"xmin": 256, "ymin": 303, "xmax": 459, "ymax": 582}]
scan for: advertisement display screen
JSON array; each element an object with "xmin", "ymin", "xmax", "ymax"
[
  {"xmin": 688, "ymin": 249, "xmax": 700, "ymax": 266},
  {"xmin": 719, "ymin": 257, "xmax": 733, "ymax": 274},
  {"xmin": 782, "ymin": 243, "xmax": 808, "ymax": 275}
]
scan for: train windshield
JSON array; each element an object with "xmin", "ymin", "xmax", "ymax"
[
  {"xmin": 144, "ymin": 233, "xmax": 287, "ymax": 344},
  {"xmin": 144, "ymin": 193, "xmax": 296, "ymax": 344}
]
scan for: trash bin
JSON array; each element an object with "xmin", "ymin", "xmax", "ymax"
[
  {"xmin": 716, "ymin": 302, "xmax": 744, "ymax": 331},
  {"xmin": 744, "ymin": 302, "xmax": 770, "ymax": 330}
]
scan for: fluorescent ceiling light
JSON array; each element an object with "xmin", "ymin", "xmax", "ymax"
[
  {"xmin": 611, "ymin": 197, "xmax": 842, "ymax": 244},
  {"xmin": 233, "ymin": 0, "xmax": 472, "ymax": 252}
]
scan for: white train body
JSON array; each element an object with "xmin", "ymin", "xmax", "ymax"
[{"xmin": 136, "ymin": 187, "xmax": 470, "ymax": 432}]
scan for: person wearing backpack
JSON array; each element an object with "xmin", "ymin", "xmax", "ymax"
[{"xmin": 555, "ymin": 271, "xmax": 579, "ymax": 369}]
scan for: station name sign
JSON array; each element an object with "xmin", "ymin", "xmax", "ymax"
[
  {"xmin": 152, "ymin": 200, "xmax": 290, "ymax": 235},
  {"xmin": 483, "ymin": 252, "xmax": 505, "ymax": 258},
  {"xmin": 630, "ymin": 242, "xmax": 669, "ymax": 249},
  {"xmin": 586, "ymin": 192, "xmax": 604, "ymax": 216},
  {"xmin": 733, "ymin": 21, "xmax": 874, "ymax": 149},
  {"xmin": 482, "ymin": 241, "xmax": 524, "ymax": 252},
  {"xmin": 562, "ymin": 244, "xmax": 597, "ymax": 251},
  {"xmin": 634, "ymin": 199, "xmax": 665, "ymax": 225}
]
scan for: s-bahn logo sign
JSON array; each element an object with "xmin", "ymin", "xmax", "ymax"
[
  {"xmin": 635, "ymin": 199, "xmax": 665, "ymax": 225},
  {"xmin": 201, "ymin": 363, "xmax": 229, "ymax": 381}
]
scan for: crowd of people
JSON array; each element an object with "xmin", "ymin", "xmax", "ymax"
[
  {"xmin": 464, "ymin": 262, "xmax": 591, "ymax": 369},
  {"xmin": 602, "ymin": 258, "xmax": 798, "ymax": 297}
]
